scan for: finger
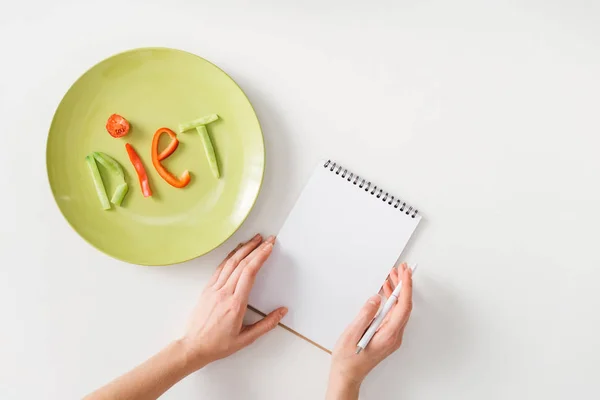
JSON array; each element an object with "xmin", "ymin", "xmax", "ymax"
[
  {"xmin": 234, "ymin": 241, "xmax": 275, "ymax": 299},
  {"xmin": 238, "ymin": 307, "xmax": 288, "ymax": 346},
  {"xmin": 342, "ymin": 295, "xmax": 382, "ymax": 343},
  {"xmin": 208, "ymin": 242, "xmax": 244, "ymax": 286},
  {"xmin": 386, "ymin": 266, "xmax": 413, "ymax": 331},
  {"xmin": 387, "ymin": 263, "xmax": 404, "ymax": 298},
  {"xmin": 382, "ymin": 278, "xmax": 393, "ymax": 298},
  {"xmin": 390, "ymin": 266, "xmax": 400, "ymax": 286},
  {"xmin": 226, "ymin": 236, "xmax": 276, "ymax": 292},
  {"xmin": 214, "ymin": 234, "xmax": 262, "ymax": 289},
  {"xmin": 211, "ymin": 237, "xmax": 258, "ymax": 286},
  {"xmin": 381, "ymin": 264, "xmax": 407, "ymax": 324},
  {"xmin": 381, "ymin": 268, "xmax": 395, "ymax": 299}
]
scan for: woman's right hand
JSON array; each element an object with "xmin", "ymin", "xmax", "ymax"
[{"xmin": 326, "ymin": 263, "xmax": 413, "ymax": 399}]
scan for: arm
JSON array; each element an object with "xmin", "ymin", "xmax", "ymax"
[
  {"xmin": 83, "ymin": 340, "xmax": 197, "ymax": 400},
  {"xmin": 326, "ymin": 263, "xmax": 413, "ymax": 400},
  {"xmin": 85, "ymin": 234, "xmax": 286, "ymax": 400}
]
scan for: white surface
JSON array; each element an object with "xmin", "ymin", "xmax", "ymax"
[
  {"xmin": 1, "ymin": 0, "xmax": 600, "ymax": 399},
  {"xmin": 250, "ymin": 162, "xmax": 420, "ymax": 350}
]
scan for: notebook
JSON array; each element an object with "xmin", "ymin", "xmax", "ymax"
[{"xmin": 249, "ymin": 160, "xmax": 422, "ymax": 352}]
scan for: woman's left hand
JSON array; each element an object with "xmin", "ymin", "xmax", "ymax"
[{"xmin": 181, "ymin": 234, "xmax": 287, "ymax": 370}]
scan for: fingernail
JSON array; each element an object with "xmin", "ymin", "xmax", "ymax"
[
  {"xmin": 280, "ymin": 307, "xmax": 288, "ymax": 317},
  {"xmin": 263, "ymin": 242, "xmax": 273, "ymax": 251},
  {"xmin": 253, "ymin": 234, "xmax": 262, "ymax": 241},
  {"xmin": 266, "ymin": 235, "xmax": 276, "ymax": 243},
  {"xmin": 368, "ymin": 295, "xmax": 380, "ymax": 305},
  {"xmin": 407, "ymin": 267, "xmax": 412, "ymax": 275}
]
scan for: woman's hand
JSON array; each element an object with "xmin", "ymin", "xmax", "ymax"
[
  {"xmin": 85, "ymin": 234, "xmax": 285, "ymax": 400},
  {"xmin": 326, "ymin": 263, "xmax": 413, "ymax": 399},
  {"xmin": 181, "ymin": 234, "xmax": 287, "ymax": 370}
]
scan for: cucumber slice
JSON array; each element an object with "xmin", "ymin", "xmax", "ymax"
[
  {"xmin": 93, "ymin": 152, "xmax": 125, "ymax": 179},
  {"xmin": 179, "ymin": 114, "xmax": 219, "ymax": 133},
  {"xmin": 196, "ymin": 125, "xmax": 220, "ymax": 179},
  {"xmin": 92, "ymin": 152, "xmax": 128, "ymax": 205},
  {"xmin": 111, "ymin": 183, "xmax": 129, "ymax": 206},
  {"xmin": 86, "ymin": 155, "xmax": 110, "ymax": 210}
]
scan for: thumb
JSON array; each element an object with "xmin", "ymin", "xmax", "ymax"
[
  {"xmin": 345, "ymin": 295, "xmax": 381, "ymax": 342},
  {"xmin": 239, "ymin": 307, "xmax": 288, "ymax": 346}
]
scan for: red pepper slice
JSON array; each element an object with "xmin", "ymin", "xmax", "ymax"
[
  {"xmin": 151, "ymin": 127, "xmax": 191, "ymax": 188},
  {"xmin": 106, "ymin": 114, "xmax": 130, "ymax": 138},
  {"xmin": 125, "ymin": 143, "xmax": 152, "ymax": 197},
  {"xmin": 157, "ymin": 137, "xmax": 179, "ymax": 161}
]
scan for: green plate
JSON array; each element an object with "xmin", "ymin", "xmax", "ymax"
[{"xmin": 47, "ymin": 48, "xmax": 264, "ymax": 265}]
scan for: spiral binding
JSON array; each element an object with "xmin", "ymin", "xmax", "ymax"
[{"xmin": 323, "ymin": 160, "xmax": 419, "ymax": 218}]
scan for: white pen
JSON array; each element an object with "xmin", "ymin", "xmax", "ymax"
[{"xmin": 355, "ymin": 264, "xmax": 417, "ymax": 354}]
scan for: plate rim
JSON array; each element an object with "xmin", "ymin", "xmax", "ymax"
[{"xmin": 45, "ymin": 46, "xmax": 265, "ymax": 266}]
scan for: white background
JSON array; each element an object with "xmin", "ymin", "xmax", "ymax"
[{"xmin": 1, "ymin": 1, "xmax": 599, "ymax": 399}]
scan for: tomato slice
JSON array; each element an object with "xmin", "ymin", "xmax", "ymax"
[{"xmin": 106, "ymin": 114, "xmax": 130, "ymax": 138}]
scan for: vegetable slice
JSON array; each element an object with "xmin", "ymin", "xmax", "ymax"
[
  {"xmin": 93, "ymin": 152, "xmax": 124, "ymax": 179},
  {"xmin": 178, "ymin": 114, "xmax": 218, "ymax": 133},
  {"xmin": 111, "ymin": 183, "xmax": 129, "ymax": 206},
  {"xmin": 179, "ymin": 114, "xmax": 221, "ymax": 179},
  {"xmin": 85, "ymin": 155, "xmax": 110, "ymax": 210},
  {"xmin": 157, "ymin": 138, "xmax": 179, "ymax": 161},
  {"xmin": 106, "ymin": 114, "xmax": 130, "ymax": 138},
  {"xmin": 151, "ymin": 127, "xmax": 191, "ymax": 188},
  {"xmin": 125, "ymin": 143, "xmax": 152, "ymax": 197},
  {"xmin": 92, "ymin": 152, "xmax": 129, "ymax": 206},
  {"xmin": 196, "ymin": 125, "xmax": 220, "ymax": 178}
]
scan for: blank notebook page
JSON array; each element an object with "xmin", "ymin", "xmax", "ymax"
[{"xmin": 249, "ymin": 161, "xmax": 421, "ymax": 351}]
